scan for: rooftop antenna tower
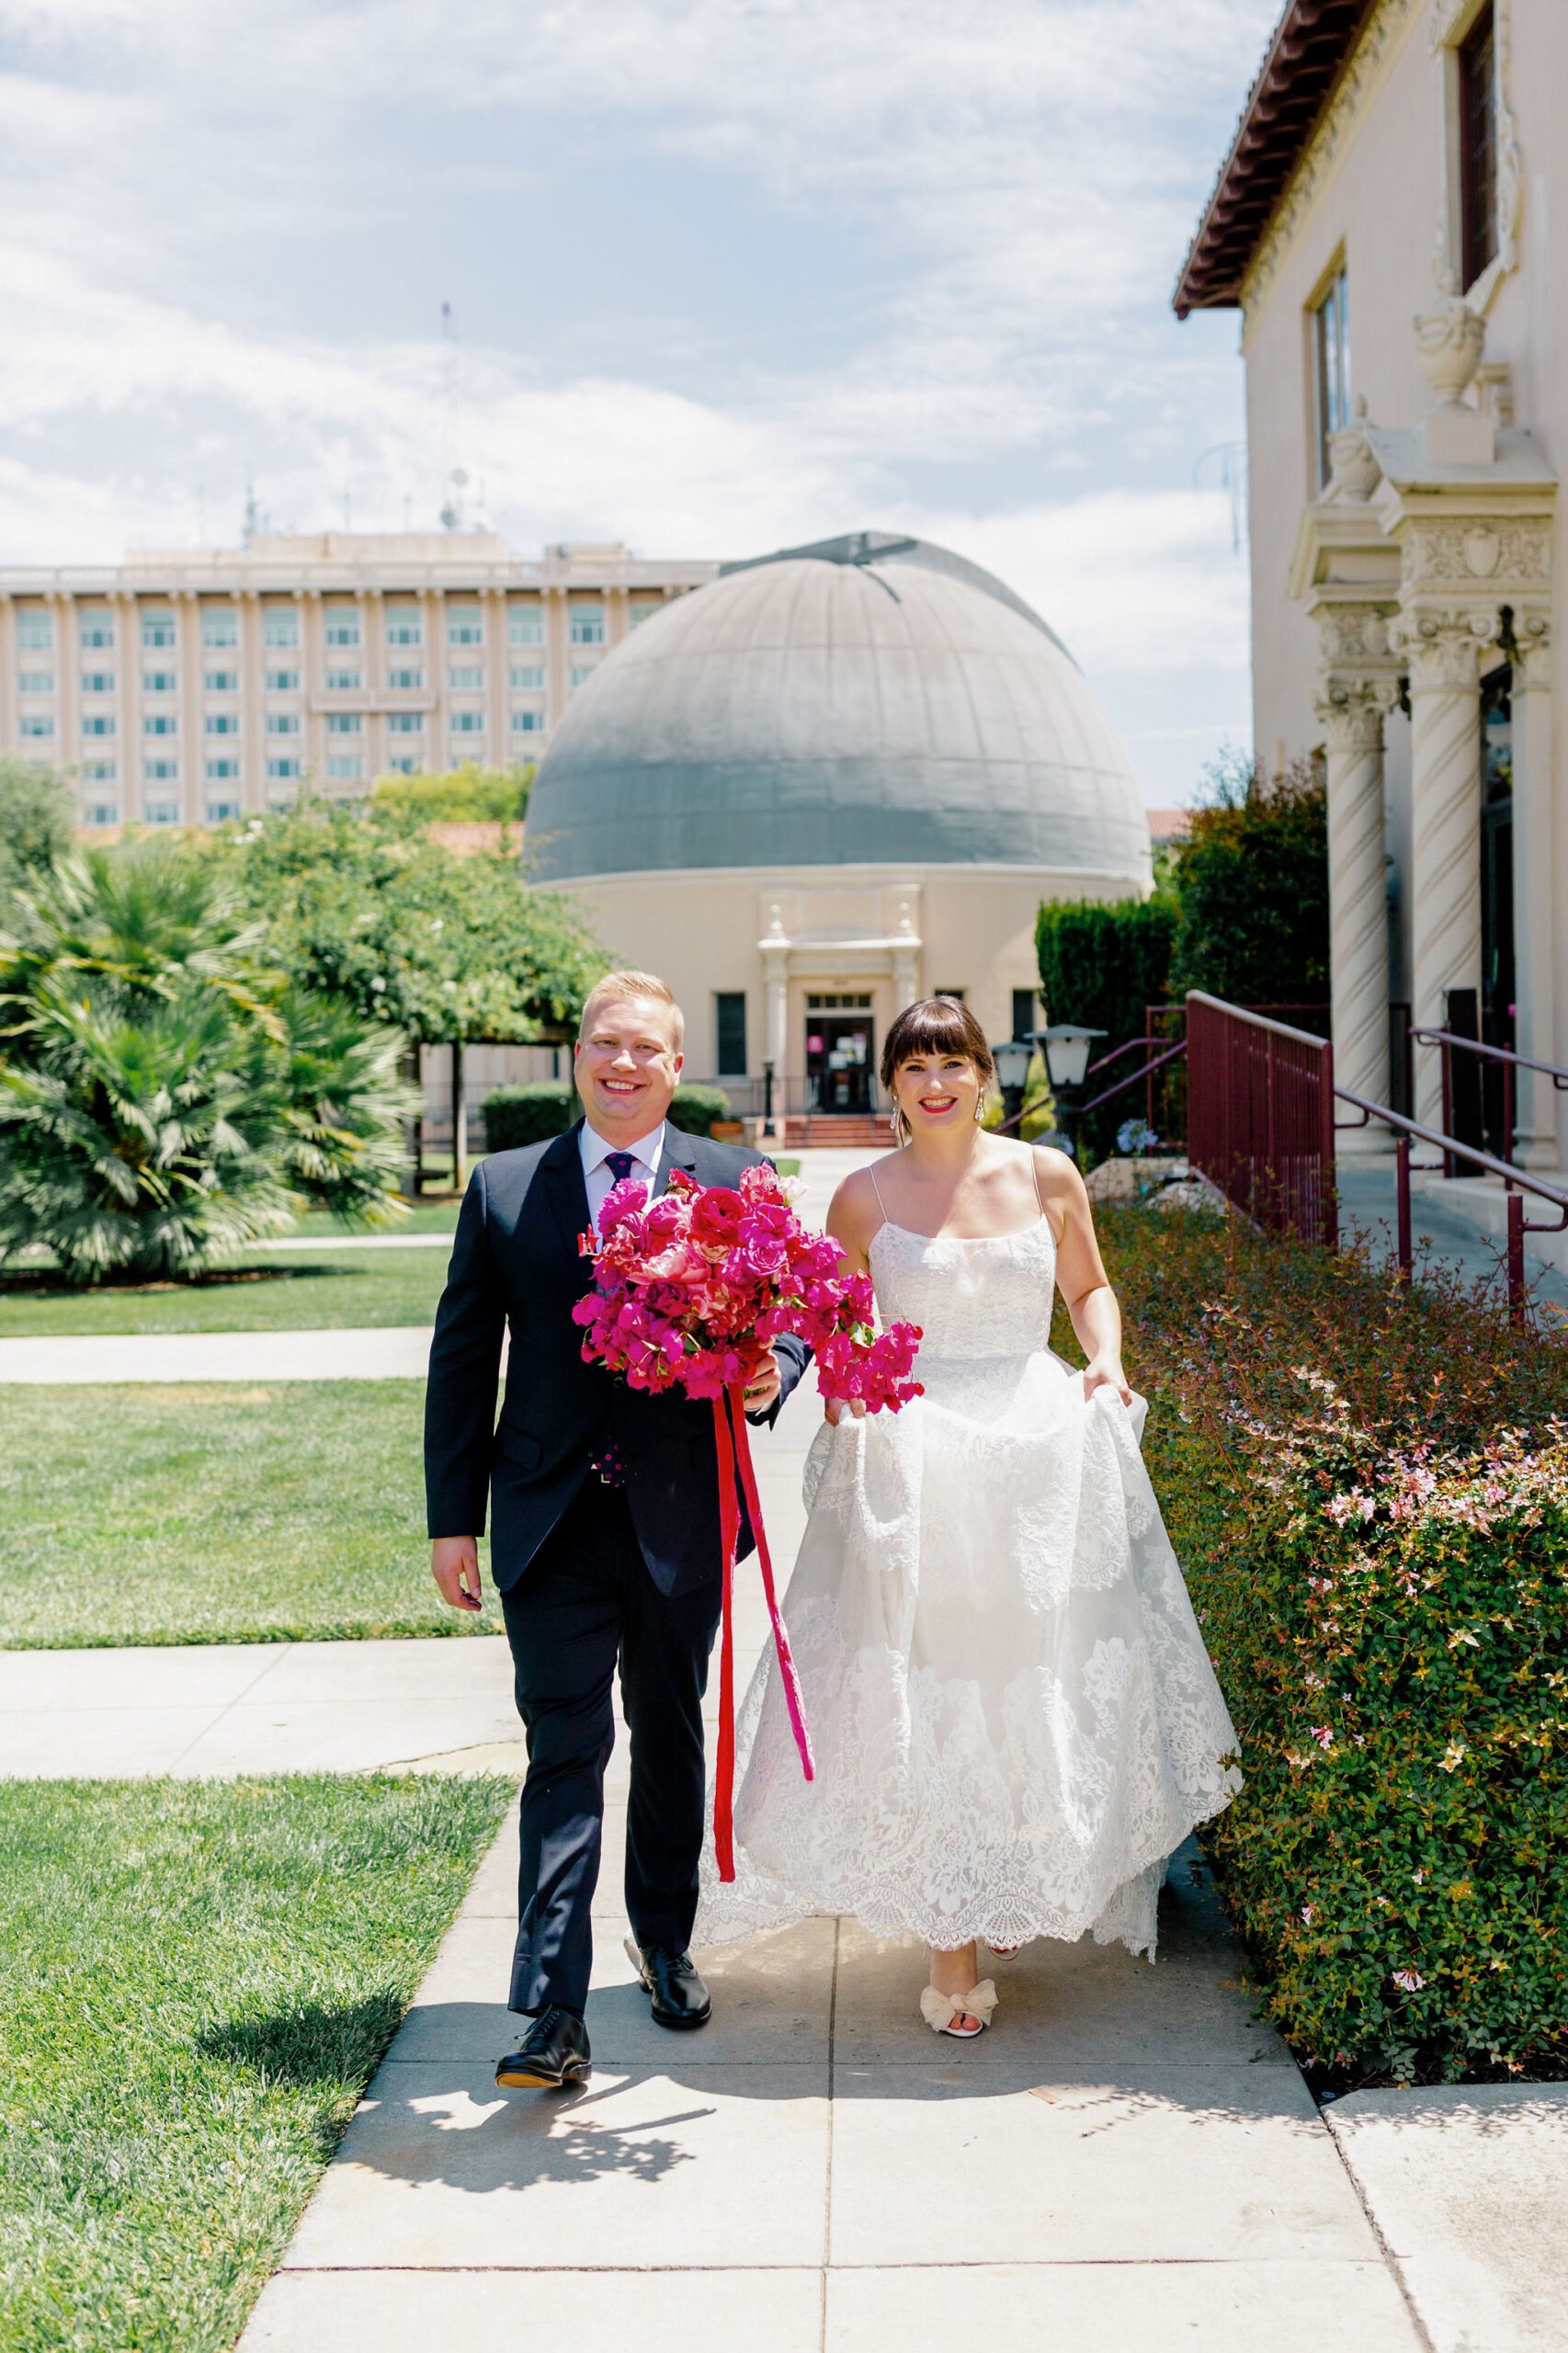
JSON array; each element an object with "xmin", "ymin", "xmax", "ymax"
[
  {"xmin": 243, "ymin": 482, "xmax": 259, "ymax": 548},
  {"xmin": 438, "ymin": 300, "xmax": 467, "ymax": 532}
]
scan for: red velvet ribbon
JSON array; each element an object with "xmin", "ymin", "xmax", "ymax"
[{"xmin": 711, "ymin": 1384, "xmax": 815, "ymax": 1881}]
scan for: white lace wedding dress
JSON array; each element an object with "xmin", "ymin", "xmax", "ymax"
[{"xmin": 696, "ymin": 1205, "xmax": 1240, "ymax": 1959}]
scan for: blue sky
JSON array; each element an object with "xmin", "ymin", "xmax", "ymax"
[{"xmin": 0, "ymin": 0, "xmax": 1279, "ymax": 802}]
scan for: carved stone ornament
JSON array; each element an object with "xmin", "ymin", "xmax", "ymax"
[
  {"xmin": 1390, "ymin": 607, "xmax": 1502, "ymax": 690},
  {"xmin": 1415, "ymin": 298, "xmax": 1486, "ymax": 404},
  {"xmin": 1400, "ymin": 520, "xmax": 1551, "ymax": 588},
  {"xmin": 1327, "ymin": 430, "xmax": 1382, "ymax": 502},
  {"xmin": 1315, "ymin": 677, "xmax": 1399, "ymax": 751},
  {"xmin": 1314, "ymin": 604, "xmax": 1397, "ymax": 665}
]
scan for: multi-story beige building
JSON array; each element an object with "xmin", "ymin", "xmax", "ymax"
[
  {"xmin": 1177, "ymin": 0, "xmax": 1565, "ymax": 1169},
  {"xmin": 0, "ymin": 531, "xmax": 717, "ymax": 829}
]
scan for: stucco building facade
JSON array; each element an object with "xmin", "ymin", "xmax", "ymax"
[
  {"xmin": 0, "ymin": 532, "xmax": 715, "ymax": 831},
  {"xmin": 1178, "ymin": 0, "xmax": 1565, "ymax": 1164}
]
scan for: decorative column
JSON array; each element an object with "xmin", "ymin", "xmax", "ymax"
[
  {"xmin": 891, "ymin": 900, "xmax": 922, "ymax": 1010},
  {"xmin": 760, "ymin": 904, "xmax": 790, "ymax": 1079},
  {"xmin": 1397, "ymin": 611, "xmax": 1495, "ymax": 1133},
  {"xmin": 1316, "ymin": 677, "xmax": 1397, "ymax": 1141},
  {"xmin": 1510, "ymin": 613, "xmax": 1558, "ymax": 1165}
]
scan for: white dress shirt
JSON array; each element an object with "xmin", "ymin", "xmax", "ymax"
[{"xmin": 579, "ymin": 1118, "xmax": 666, "ymax": 1235}]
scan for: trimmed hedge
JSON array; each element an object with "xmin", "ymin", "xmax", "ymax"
[
  {"xmin": 481, "ymin": 1079, "xmax": 733, "ymax": 1152},
  {"xmin": 1083, "ymin": 1203, "xmax": 1568, "ymax": 2087},
  {"xmin": 481, "ymin": 1082, "xmax": 574, "ymax": 1149},
  {"xmin": 667, "ymin": 1083, "xmax": 733, "ymax": 1136}
]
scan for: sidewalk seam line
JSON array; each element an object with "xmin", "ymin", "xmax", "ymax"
[{"xmin": 1323, "ymin": 2127, "xmax": 1437, "ymax": 2353}]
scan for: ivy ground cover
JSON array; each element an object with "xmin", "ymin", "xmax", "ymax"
[{"xmin": 1080, "ymin": 1205, "xmax": 1568, "ymax": 2089}]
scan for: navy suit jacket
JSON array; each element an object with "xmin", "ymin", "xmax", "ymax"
[{"xmin": 423, "ymin": 1121, "xmax": 811, "ymax": 1596}]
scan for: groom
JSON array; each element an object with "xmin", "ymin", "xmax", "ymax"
[{"xmin": 426, "ymin": 968, "xmax": 809, "ymax": 2089}]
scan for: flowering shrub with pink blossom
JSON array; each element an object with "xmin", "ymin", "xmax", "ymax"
[
  {"xmin": 1074, "ymin": 1204, "xmax": 1568, "ymax": 2090},
  {"xmin": 573, "ymin": 1162, "xmax": 923, "ymax": 1413}
]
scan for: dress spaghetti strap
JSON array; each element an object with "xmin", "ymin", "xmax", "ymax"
[
  {"xmin": 1028, "ymin": 1143, "xmax": 1044, "ymax": 1214},
  {"xmin": 868, "ymin": 1164, "xmax": 890, "ymax": 1228}
]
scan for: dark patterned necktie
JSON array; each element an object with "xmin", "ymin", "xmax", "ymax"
[{"xmin": 604, "ymin": 1150, "xmax": 636, "ymax": 1188}]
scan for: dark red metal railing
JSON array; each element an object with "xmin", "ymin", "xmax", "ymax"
[{"xmin": 1186, "ymin": 991, "xmax": 1338, "ymax": 1250}]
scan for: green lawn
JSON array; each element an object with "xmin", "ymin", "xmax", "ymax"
[
  {"xmin": 0, "ymin": 1382, "xmax": 495, "ymax": 1647},
  {"xmin": 0, "ymin": 1245, "xmax": 452, "ymax": 1336},
  {"xmin": 0, "ymin": 1774, "xmax": 511, "ymax": 2353}
]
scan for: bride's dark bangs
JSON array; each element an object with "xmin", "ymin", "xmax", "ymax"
[{"xmin": 880, "ymin": 997, "xmax": 994, "ymax": 1089}]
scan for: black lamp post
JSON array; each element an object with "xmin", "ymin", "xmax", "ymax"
[
  {"xmin": 762, "ymin": 1056, "xmax": 776, "ymax": 1140},
  {"xmin": 1038, "ymin": 1024, "xmax": 1106, "ymax": 1160}
]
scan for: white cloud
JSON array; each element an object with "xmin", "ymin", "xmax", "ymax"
[{"xmin": 0, "ymin": 0, "xmax": 1278, "ymax": 798}]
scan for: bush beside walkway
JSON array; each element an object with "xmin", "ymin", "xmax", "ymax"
[{"xmin": 1087, "ymin": 1204, "xmax": 1568, "ymax": 2090}]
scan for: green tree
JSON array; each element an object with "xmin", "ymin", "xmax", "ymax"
[
  {"xmin": 1168, "ymin": 755, "xmax": 1329, "ymax": 1006},
  {"xmin": 217, "ymin": 797, "xmax": 608, "ymax": 1186},
  {"xmin": 0, "ymin": 840, "xmax": 415, "ymax": 1282},
  {"xmin": 369, "ymin": 760, "xmax": 534, "ymax": 824},
  {"xmin": 0, "ymin": 756, "xmax": 75, "ymax": 897},
  {"xmin": 1034, "ymin": 893, "xmax": 1178, "ymax": 1160}
]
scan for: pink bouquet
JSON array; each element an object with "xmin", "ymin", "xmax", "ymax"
[{"xmin": 573, "ymin": 1161, "xmax": 922, "ymax": 1876}]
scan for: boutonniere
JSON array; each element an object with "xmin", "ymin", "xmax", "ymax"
[{"xmin": 578, "ymin": 1230, "xmax": 601, "ymax": 1258}]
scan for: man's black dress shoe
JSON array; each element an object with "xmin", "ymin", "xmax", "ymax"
[
  {"xmin": 494, "ymin": 2005, "xmax": 591, "ymax": 2088},
  {"xmin": 624, "ymin": 1937, "xmax": 712, "ymax": 2029}
]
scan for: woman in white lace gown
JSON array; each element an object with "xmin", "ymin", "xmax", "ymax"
[{"xmin": 697, "ymin": 997, "xmax": 1239, "ymax": 2036}]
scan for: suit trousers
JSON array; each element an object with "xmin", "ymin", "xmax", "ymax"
[{"xmin": 501, "ymin": 1476, "xmax": 722, "ymax": 2019}]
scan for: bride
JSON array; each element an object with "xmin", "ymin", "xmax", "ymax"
[{"xmin": 697, "ymin": 995, "xmax": 1239, "ymax": 2036}]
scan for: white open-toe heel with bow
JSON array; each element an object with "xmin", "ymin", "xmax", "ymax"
[{"xmin": 919, "ymin": 1980, "xmax": 998, "ymax": 2038}]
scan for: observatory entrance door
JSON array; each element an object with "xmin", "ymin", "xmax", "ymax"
[{"xmin": 806, "ymin": 995, "xmax": 874, "ymax": 1114}]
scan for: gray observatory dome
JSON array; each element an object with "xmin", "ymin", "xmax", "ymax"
[{"xmin": 525, "ymin": 531, "xmax": 1148, "ymax": 885}]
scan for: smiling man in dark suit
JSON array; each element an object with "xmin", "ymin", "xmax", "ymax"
[{"xmin": 426, "ymin": 968, "xmax": 809, "ymax": 2090}]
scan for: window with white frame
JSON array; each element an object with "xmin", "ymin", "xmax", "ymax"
[
  {"xmin": 447, "ymin": 607, "xmax": 483, "ymax": 645},
  {"xmin": 78, "ymin": 612, "xmax": 114, "ymax": 648},
  {"xmin": 449, "ymin": 710, "xmax": 483, "ymax": 733},
  {"xmin": 449, "ymin": 666, "xmax": 483, "ymax": 689},
  {"xmin": 510, "ymin": 710, "xmax": 545, "ymax": 733},
  {"xmin": 144, "ymin": 713, "xmax": 177, "ymax": 736},
  {"xmin": 386, "ymin": 608, "xmax": 422, "ymax": 645},
  {"xmin": 144, "ymin": 800, "xmax": 181, "ymax": 824},
  {"xmin": 263, "ymin": 609, "xmax": 300, "ymax": 649},
  {"xmin": 1459, "ymin": 3, "xmax": 1498, "ymax": 290},
  {"xmin": 206, "ymin": 713, "xmax": 239, "ymax": 734},
  {"xmin": 324, "ymin": 609, "xmax": 361, "ymax": 646},
  {"xmin": 325, "ymin": 668, "xmax": 361, "ymax": 691},
  {"xmin": 18, "ymin": 672, "xmax": 53, "ymax": 694},
  {"xmin": 141, "ymin": 612, "xmax": 176, "ymax": 649},
  {"xmin": 1310, "ymin": 263, "xmax": 1351, "ymax": 491},
  {"xmin": 19, "ymin": 716, "xmax": 53, "ymax": 737},
  {"xmin": 267, "ymin": 713, "xmax": 301, "ymax": 734},
  {"xmin": 325, "ymin": 756, "xmax": 362, "ymax": 780},
  {"xmin": 266, "ymin": 669, "xmax": 299, "ymax": 691},
  {"xmin": 388, "ymin": 711, "xmax": 423, "ymax": 733},
  {"xmin": 83, "ymin": 672, "xmax": 115, "ymax": 694},
  {"xmin": 387, "ymin": 667, "xmax": 422, "ymax": 689},
  {"xmin": 81, "ymin": 716, "xmax": 116, "ymax": 737},
  {"xmin": 17, "ymin": 612, "xmax": 52, "ymax": 649},
  {"xmin": 569, "ymin": 608, "xmax": 604, "ymax": 644},
  {"xmin": 267, "ymin": 756, "xmax": 300, "ymax": 779},
  {"xmin": 205, "ymin": 758, "xmax": 240, "ymax": 780},
  {"xmin": 143, "ymin": 757, "xmax": 177, "ymax": 779},
  {"xmin": 385, "ymin": 755, "xmax": 418, "ymax": 775},
  {"xmin": 509, "ymin": 665, "xmax": 544, "ymax": 689},
  {"xmin": 143, "ymin": 672, "xmax": 176, "ymax": 695},
  {"xmin": 508, "ymin": 607, "xmax": 544, "ymax": 645},
  {"xmin": 201, "ymin": 610, "xmax": 239, "ymax": 648},
  {"xmin": 206, "ymin": 800, "xmax": 241, "ymax": 823},
  {"xmin": 81, "ymin": 759, "xmax": 116, "ymax": 781},
  {"xmin": 84, "ymin": 801, "xmax": 119, "ymax": 826},
  {"xmin": 326, "ymin": 712, "xmax": 361, "ymax": 734},
  {"xmin": 203, "ymin": 670, "xmax": 236, "ymax": 692}
]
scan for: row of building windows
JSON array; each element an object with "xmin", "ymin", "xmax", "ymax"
[
  {"xmin": 9, "ymin": 602, "xmax": 660, "ymax": 654},
  {"xmin": 16, "ymin": 663, "xmax": 557, "ymax": 697},
  {"xmin": 18, "ymin": 710, "xmax": 549, "ymax": 744}
]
